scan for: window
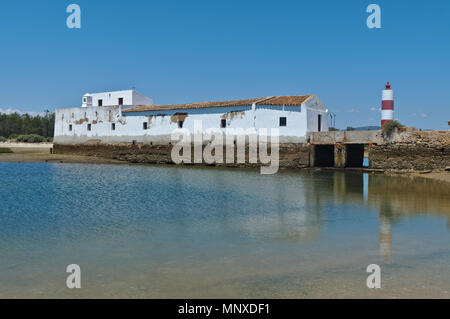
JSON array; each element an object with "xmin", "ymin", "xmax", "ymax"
[
  {"xmin": 69, "ymin": 124, "xmax": 72, "ymax": 131},
  {"xmin": 318, "ymin": 115, "xmax": 322, "ymax": 132},
  {"xmin": 98, "ymin": 99, "xmax": 103, "ymax": 106},
  {"xmin": 111, "ymin": 123, "xmax": 116, "ymax": 131},
  {"xmin": 87, "ymin": 124, "xmax": 91, "ymax": 131},
  {"xmin": 118, "ymin": 97, "xmax": 124, "ymax": 105},
  {"xmin": 178, "ymin": 121, "xmax": 183, "ymax": 128},
  {"xmin": 143, "ymin": 122, "xmax": 148, "ymax": 130},
  {"xmin": 279, "ymin": 117, "xmax": 287, "ymax": 127},
  {"xmin": 220, "ymin": 119, "xmax": 227, "ymax": 128}
]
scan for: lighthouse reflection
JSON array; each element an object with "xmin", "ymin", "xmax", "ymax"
[
  {"xmin": 244, "ymin": 170, "xmax": 450, "ymax": 262},
  {"xmin": 328, "ymin": 171, "xmax": 450, "ymax": 261}
]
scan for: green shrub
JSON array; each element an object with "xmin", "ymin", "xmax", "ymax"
[
  {"xmin": 15, "ymin": 134, "xmax": 46, "ymax": 143},
  {"xmin": 0, "ymin": 136, "xmax": 7, "ymax": 142},
  {"xmin": 382, "ymin": 120, "xmax": 404, "ymax": 137},
  {"xmin": 8, "ymin": 134, "xmax": 19, "ymax": 140},
  {"xmin": 0, "ymin": 147, "xmax": 13, "ymax": 153},
  {"xmin": 46, "ymin": 137, "xmax": 53, "ymax": 142}
]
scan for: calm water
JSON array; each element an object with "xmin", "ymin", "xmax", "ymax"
[{"xmin": 0, "ymin": 162, "xmax": 449, "ymax": 298}]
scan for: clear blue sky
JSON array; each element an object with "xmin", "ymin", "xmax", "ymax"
[{"xmin": 0, "ymin": 0, "xmax": 449, "ymax": 129}]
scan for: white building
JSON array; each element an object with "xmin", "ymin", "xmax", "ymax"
[
  {"xmin": 81, "ymin": 90, "xmax": 153, "ymax": 108},
  {"xmin": 54, "ymin": 92, "xmax": 329, "ymax": 144}
]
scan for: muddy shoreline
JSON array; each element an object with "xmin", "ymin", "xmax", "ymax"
[{"xmin": 1, "ymin": 144, "xmax": 449, "ymax": 184}]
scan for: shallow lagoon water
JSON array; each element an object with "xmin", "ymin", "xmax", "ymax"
[{"xmin": 0, "ymin": 162, "xmax": 449, "ymax": 298}]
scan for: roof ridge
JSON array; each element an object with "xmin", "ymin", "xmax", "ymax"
[{"xmin": 255, "ymin": 96, "xmax": 276, "ymax": 105}]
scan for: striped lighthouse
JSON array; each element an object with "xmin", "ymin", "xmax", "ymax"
[{"xmin": 381, "ymin": 82, "xmax": 394, "ymax": 127}]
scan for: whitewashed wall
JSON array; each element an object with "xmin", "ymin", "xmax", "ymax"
[
  {"xmin": 82, "ymin": 90, "xmax": 153, "ymax": 107},
  {"xmin": 55, "ymin": 98, "xmax": 328, "ymax": 144}
]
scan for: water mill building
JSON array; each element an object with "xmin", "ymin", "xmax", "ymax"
[{"xmin": 54, "ymin": 90, "xmax": 329, "ymax": 144}]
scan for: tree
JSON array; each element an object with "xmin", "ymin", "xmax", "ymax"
[{"xmin": 0, "ymin": 111, "xmax": 55, "ymax": 138}]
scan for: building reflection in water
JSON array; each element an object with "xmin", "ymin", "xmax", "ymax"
[
  {"xmin": 217, "ymin": 170, "xmax": 450, "ymax": 261},
  {"xmin": 326, "ymin": 171, "xmax": 449, "ymax": 261}
]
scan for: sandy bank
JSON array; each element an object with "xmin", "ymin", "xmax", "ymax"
[
  {"xmin": 408, "ymin": 169, "xmax": 450, "ymax": 184},
  {"xmin": 0, "ymin": 143, "xmax": 123, "ymax": 164}
]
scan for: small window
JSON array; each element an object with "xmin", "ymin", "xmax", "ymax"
[
  {"xmin": 220, "ymin": 119, "xmax": 226, "ymax": 128},
  {"xmin": 87, "ymin": 124, "xmax": 92, "ymax": 131},
  {"xmin": 143, "ymin": 122, "xmax": 148, "ymax": 130},
  {"xmin": 111, "ymin": 123, "xmax": 116, "ymax": 131},
  {"xmin": 118, "ymin": 97, "xmax": 124, "ymax": 105},
  {"xmin": 83, "ymin": 98, "xmax": 86, "ymax": 102},
  {"xmin": 69, "ymin": 124, "xmax": 72, "ymax": 131},
  {"xmin": 178, "ymin": 121, "xmax": 183, "ymax": 128},
  {"xmin": 98, "ymin": 99, "xmax": 103, "ymax": 106},
  {"xmin": 279, "ymin": 117, "xmax": 287, "ymax": 127}
]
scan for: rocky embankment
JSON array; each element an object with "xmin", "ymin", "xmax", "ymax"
[{"xmin": 370, "ymin": 129, "xmax": 450, "ymax": 171}]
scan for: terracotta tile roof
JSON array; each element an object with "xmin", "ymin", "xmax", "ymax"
[
  {"xmin": 123, "ymin": 95, "xmax": 313, "ymax": 113},
  {"xmin": 257, "ymin": 95, "xmax": 313, "ymax": 106}
]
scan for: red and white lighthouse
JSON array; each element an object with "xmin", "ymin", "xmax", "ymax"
[{"xmin": 381, "ymin": 82, "xmax": 394, "ymax": 127}]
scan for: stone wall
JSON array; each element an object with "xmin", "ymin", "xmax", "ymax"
[
  {"xmin": 53, "ymin": 143, "xmax": 311, "ymax": 169},
  {"xmin": 369, "ymin": 130, "xmax": 450, "ymax": 170},
  {"xmin": 54, "ymin": 130, "xmax": 450, "ymax": 171}
]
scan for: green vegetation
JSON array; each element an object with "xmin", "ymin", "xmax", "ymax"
[
  {"xmin": 0, "ymin": 111, "xmax": 55, "ymax": 140},
  {"xmin": 0, "ymin": 136, "xmax": 6, "ymax": 142},
  {"xmin": 382, "ymin": 120, "xmax": 404, "ymax": 136},
  {"xmin": 0, "ymin": 147, "xmax": 13, "ymax": 153},
  {"xmin": 346, "ymin": 126, "xmax": 355, "ymax": 131},
  {"xmin": 15, "ymin": 134, "xmax": 47, "ymax": 143},
  {"xmin": 329, "ymin": 127, "xmax": 339, "ymax": 131}
]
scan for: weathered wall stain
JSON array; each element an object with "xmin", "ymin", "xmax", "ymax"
[
  {"xmin": 74, "ymin": 117, "xmax": 89, "ymax": 125},
  {"xmin": 170, "ymin": 113, "xmax": 188, "ymax": 123},
  {"xmin": 146, "ymin": 116, "xmax": 154, "ymax": 128},
  {"xmin": 221, "ymin": 111, "xmax": 246, "ymax": 123}
]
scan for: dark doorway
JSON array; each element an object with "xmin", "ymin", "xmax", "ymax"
[
  {"xmin": 98, "ymin": 99, "xmax": 103, "ymax": 106},
  {"xmin": 314, "ymin": 145, "xmax": 334, "ymax": 167},
  {"xmin": 346, "ymin": 144, "xmax": 365, "ymax": 167},
  {"xmin": 318, "ymin": 114, "xmax": 322, "ymax": 132}
]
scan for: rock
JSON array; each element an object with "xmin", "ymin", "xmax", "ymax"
[
  {"xmin": 419, "ymin": 170, "xmax": 432, "ymax": 174},
  {"xmin": 445, "ymin": 167, "xmax": 450, "ymax": 172}
]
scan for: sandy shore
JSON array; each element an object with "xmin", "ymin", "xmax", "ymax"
[
  {"xmin": 408, "ymin": 169, "xmax": 450, "ymax": 184},
  {"xmin": 0, "ymin": 143, "xmax": 124, "ymax": 164}
]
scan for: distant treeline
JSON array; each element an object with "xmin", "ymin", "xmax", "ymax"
[{"xmin": 0, "ymin": 111, "xmax": 55, "ymax": 138}]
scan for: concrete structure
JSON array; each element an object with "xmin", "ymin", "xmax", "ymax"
[
  {"xmin": 81, "ymin": 90, "xmax": 153, "ymax": 108},
  {"xmin": 381, "ymin": 82, "xmax": 394, "ymax": 127},
  {"xmin": 54, "ymin": 93, "xmax": 329, "ymax": 145},
  {"xmin": 309, "ymin": 130, "xmax": 383, "ymax": 168}
]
